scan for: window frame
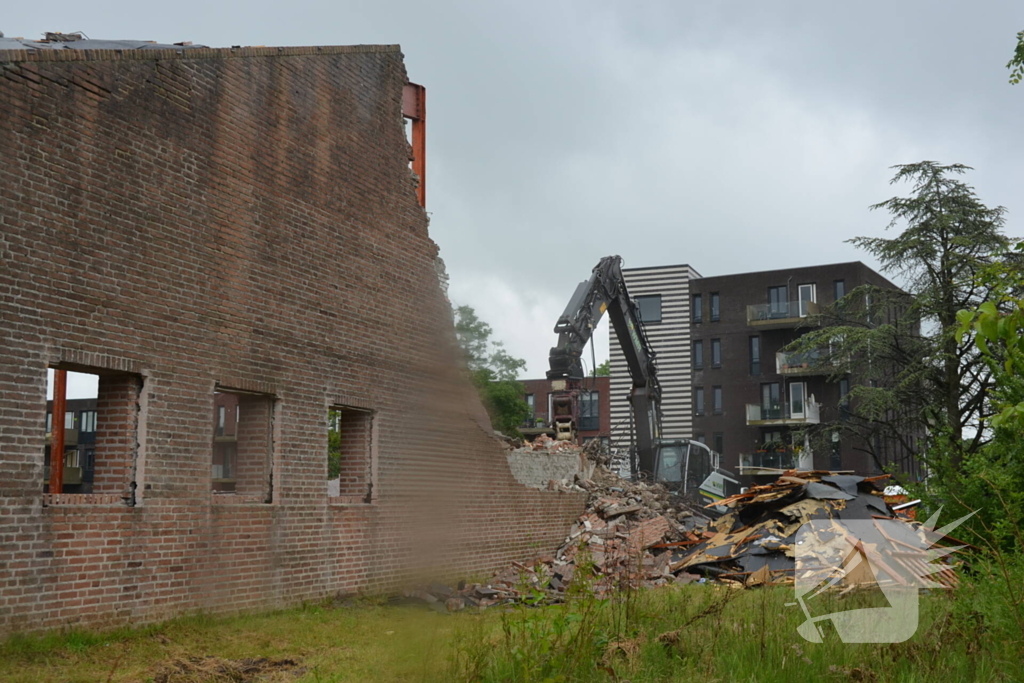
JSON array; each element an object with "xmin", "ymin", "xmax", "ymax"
[
  {"xmin": 711, "ymin": 338, "xmax": 722, "ymax": 368},
  {"xmin": 579, "ymin": 391, "xmax": 600, "ymax": 432},
  {"xmin": 712, "ymin": 386, "xmax": 723, "ymax": 415},
  {"xmin": 749, "ymin": 336, "xmax": 761, "ymax": 375},
  {"xmin": 694, "ymin": 386, "xmax": 705, "ymax": 416},
  {"xmin": 635, "ymin": 294, "xmax": 663, "ymax": 324},
  {"xmin": 692, "ymin": 340, "xmax": 704, "ymax": 371},
  {"xmin": 691, "ymin": 293, "xmax": 703, "ymax": 323},
  {"xmin": 710, "ymin": 292, "xmax": 720, "ymax": 322}
]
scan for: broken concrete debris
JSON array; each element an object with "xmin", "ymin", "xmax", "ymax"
[{"xmin": 406, "ymin": 441, "xmax": 966, "ymax": 610}]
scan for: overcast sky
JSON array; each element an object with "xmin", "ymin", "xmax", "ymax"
[{"xmin": 9, "ymin": 1, "xmax": 1022, "ymax": 397}]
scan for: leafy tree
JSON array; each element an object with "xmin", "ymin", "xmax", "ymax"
[
  {"xmin": 788, "ymin": 162, "xmax": 1010, "ymax": 472},
  {"xmin": 1009, "ymin": 29, "xmax": 1024, "ymax": 85},
  {"xmin": 453, "ymin": 305, "xmax": 531, "ymax": 435},
  {"xmin": 919, "ymin": 245, "xmax": 1024, "ymax": 552},
  {"xmin": 327, "ymin": 409, "xmax": 342, "ymax": 479},
  {"xmin": 957, "ymin": 241, "xmax": 1024, "ymax": 430},
  {"xmin": 595, "ymin": 359, "xmax": 611, "ymax": 377}
]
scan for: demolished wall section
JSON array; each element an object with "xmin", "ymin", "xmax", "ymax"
[{"xmin": 0, "ymin": 45, "xmax": 584, "ymax": 634}]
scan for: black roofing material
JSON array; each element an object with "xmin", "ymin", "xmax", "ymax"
[{"xmin": 0, "ymin": 37, "xmax": 205, "ymax": 51}]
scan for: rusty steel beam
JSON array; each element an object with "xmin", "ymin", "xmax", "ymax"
[
  {"xmin": 49, "ymin": 369, "xmax": 67, "ymax": 493},
  {"xmin": 402, "ymin": 82, "xmax": 426, "ymax": 208}
]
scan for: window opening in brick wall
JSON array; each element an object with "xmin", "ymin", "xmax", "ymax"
[
  {"xmin": 212, "ymin": 389, "xmax": 274, "ymax": 502},
  {"xmin": 327, "ymin": 406, "xmax": 375, "ymax": 504},
  {"xmin": 44, "ymin": 367, "xmax": 140, "ymax": 504}
]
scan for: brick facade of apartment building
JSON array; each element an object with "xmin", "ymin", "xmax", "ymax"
[
  {"xmin": 519, "ymin": 376, "xmax": 611, "ymax": 447},
  {"xmin": 0, "ymin": 42, "xmax": 583, "ymax": 634}
]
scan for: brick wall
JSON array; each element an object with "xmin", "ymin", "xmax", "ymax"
[
  {"xmin": 0, "ymin": 44, "xmax": 584, "ymax": 634},
  {"xmin": 91, "ymin": 373, "xmax": 139, "ymax": 497}
]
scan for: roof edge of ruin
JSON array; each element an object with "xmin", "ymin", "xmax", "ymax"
[{"xmin": 0, "ymin": 43, "xmax": 402, "ymax": 64}]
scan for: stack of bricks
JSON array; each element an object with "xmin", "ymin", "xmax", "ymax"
[{"xmin": 0, "ymin": 43, "xmax": 585, "ymax": 635}]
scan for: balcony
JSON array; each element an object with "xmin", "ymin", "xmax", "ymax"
[
  {"xmin": 776, "ymin": 350, "xmax": 830, "ymax": 376},
  {"xmin": 45, "ymin": 428, "xmax": 80, "ymax": 446},
  {"xmin": 745, "ymin": 401, "xmax": 820, "ymax": 426},
  {"xmin": 739, "ymin": 450, "xmax": 798, "ymax": 474},
  {"xmin": 746, "ymin": 300, "xmax": 820, "ymax": 329}
]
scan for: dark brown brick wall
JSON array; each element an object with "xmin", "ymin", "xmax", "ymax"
[{"xmin": 0, "ymin": 45, "xmax": 584, "ymax": 634}]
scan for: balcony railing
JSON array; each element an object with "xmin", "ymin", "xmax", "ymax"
[
  {"xmin": 776, "ymin": 350, "xmax": 830, "ymax": 376},
  {"xmin": 745, "ymin": 401, "xmax": 820, "ymax": 425},
  {"xmin": 746, "ymin": 300, "xmax": 820, "ymax": 327},
  {"xmin": 739, "ymin": 450, "xmax": 798, "ymax": 472}
]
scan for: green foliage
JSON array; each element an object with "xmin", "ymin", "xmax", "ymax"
[
  {"xmin": 444, "ymin": 579, "xmax": 1023, "ymax": 683},
  {"xmin": 594, "ymin": 360, "xmax": 611, "ymax": 377},
  {"xmin": 453, "ymin": 305, "xmax": 531, "ymax": 435},
  {"xmin": 956, "ymin": 240, "xmax": 1024, "ymax": 431},
  {"xmin": 327, "ymin": 409, "xmax": 342, "ymax": 480},
  {"xmin": 1009, "ymin": 29, "xmax": 1024, "ymax": 85},
  {"xmin": 789, "ymin": 161, "xmax": 1011, "ymax": 471}
]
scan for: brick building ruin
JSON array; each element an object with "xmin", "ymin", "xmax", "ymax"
[{"xmin": 0, "ymin": 41, "xmax": 585, "ymax": 634}]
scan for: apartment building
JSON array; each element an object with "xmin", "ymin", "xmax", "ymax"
[
  {"xmin": 608, "ymin": 264, "xmax": 701, "ymax": 452},
  {"xmin": 611, "ymin": 261, "xmax": 918, "ymax": 478},
  {"xmin": 520, "ymin": 376, "xmax": 611, "ymax": 448}
]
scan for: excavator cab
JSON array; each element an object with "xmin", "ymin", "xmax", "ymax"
[{"xmin": 653, "ymin": 439, "xmax": 741, "ymax": 515}]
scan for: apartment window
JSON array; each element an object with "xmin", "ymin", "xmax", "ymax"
[
  {"xmin": 712, "ymin": 386, "xmax": 723, "ymax": 414},
  {"xmin": 44, "ymin": 367, "xmax": 141, "ymax": 500},
  {"xmin": 713, "ymin": 432, "xmax": 724, "ymax": 455},
  {"xmin": 694, "ymin": 387, "xmax": 705, "ymax": 416},
  {"xmin": 710, "ymin": 292, "xmax": 720, "ymax": 322},
  {"xmin": 763, "ymin": 430, "xmax": 783, "ymax": 445},
  {"xmin": 797, "ymin": 284, "xmax": 817, "ymax": 317},
  {"xmin": 711, "ymin": 339, "xmax": 722, "ymax": 368},
  {"xmin": 761, "ymin": 383, "xmax": 781, "ymax": 418},
  {"xmin": 579, "ymin": 391, "xmax": 600, "ymax": 431},
  {"xmin": 693, "ymin": 340, "xmax": 704, "ymax": 370},
  {"xmin": 768, "ymin": 286, "xmax": 788, "ymax": 317},
  {"xmin": 695, "ymin": 434, "xmax": 706, "ymax": 445},
  {"xmin": 839, "ymin": 377, "xmax": 851, "ymax": 421},
  {"xmin": 692, "ymin": 293, "xmax": 703, "ymax": 323},
  {"xmin": 213, "ymin": 389, "xmax": 274, "ymax": 501},
  {"xmin": 327, "ymin": 405, "xmax": 375, "ymax": 504},
  {"xmin": 635, "ymin": 295, "xmax": 662, "ymax": 323},
  {"xmin": 834, "ymin": 280, "xmax": 846, "ymax": 301},
  {"xmin": 525, "ymin": 393, "xmax": 535, "ymax": 412},
  {"xmin": 749, "ymin": 336, "xmax": 761, "ymax": 375}
]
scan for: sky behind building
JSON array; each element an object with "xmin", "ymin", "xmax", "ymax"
[{"xmin": 8, "ymin": 1, "xmax": 1022, "ymax": 391}]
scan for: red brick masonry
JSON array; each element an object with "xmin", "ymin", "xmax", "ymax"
[{"xmin": 0, "ymin": 44, "xmax": 584, "ymax": 634}]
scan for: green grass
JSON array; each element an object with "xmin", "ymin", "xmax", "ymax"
[{"xmin": 2, "ymin": 567, "xmax": 1022, "ymax": 682}]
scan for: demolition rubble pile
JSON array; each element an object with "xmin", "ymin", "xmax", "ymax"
[
  {"xmin": 406, "ymin": 438, "xmax": 714, "ymax": 611},
  {"xmin": 671, "ymin": 471, "xmax": 965, "ymax": 590},
  {"xmin": 405, "ymin": 438, "xmax": 966, "ymax": 612}
]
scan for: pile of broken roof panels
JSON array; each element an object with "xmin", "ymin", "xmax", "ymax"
[
  {"xmin": 670, "ymin": 471, "xmax": 963, "ymax": 589},
  {"xmin": 402, "ymin": 469, "xmax": 966, "ymax": 612}
]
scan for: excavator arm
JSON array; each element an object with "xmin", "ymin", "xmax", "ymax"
[{"xmin": 547, "ymin": 256, "xmax": 663, "ymax": 477}]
